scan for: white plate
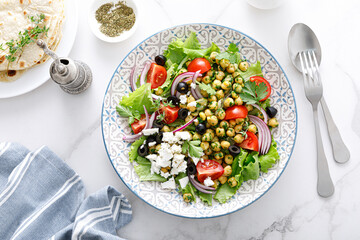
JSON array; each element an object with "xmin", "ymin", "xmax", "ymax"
[{"xmin": 0, "ymin": 0, "xmax": 78, "ymax": 99}]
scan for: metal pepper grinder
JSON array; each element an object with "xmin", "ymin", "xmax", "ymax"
[{"xmin": 36, "ymin": 39, "xmax": 92, "ymax": 94}]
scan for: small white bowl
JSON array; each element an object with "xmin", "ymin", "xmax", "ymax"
[{"xmin": 89, "ymin": 0, "xmax": 138, "ymax": 43}]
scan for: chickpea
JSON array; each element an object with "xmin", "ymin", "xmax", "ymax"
[
  {"xmin": 208, "ymin": 95, "xmax": 216, "ymax": 102},
  {"xmin": 224, "ymin": 155, "xmax": 234, "ymax": 165},
  {"xmin": 178, "ymin": 68, "xmax": 188, "ymax": 74},
  {"xmin": 183, "ymin": 193, "xmax": 192, "ymax": 203},
  {"xmin": 234, "ymin": 124, "xmax": 243, "ymax": 133},
  {"xmin": 215, "ymin": 71, "xmax": 225, "ymax": 81},
  {"xmin": 228, "ymin": 177, "xmax": 237, "ymax": 187},
  {"xmin": 199, "ymin": 112, "xmax": 206, "ymax": 121},
  {"xmin": 210, "ymin": 52, "xmax": 218, "ymax": 63},
  {"xmin": 231, "ymin": 91, "xmax": 239, "ymax": 99},
  {"xmin": 206, "ymin": 70, "xmax": 215, "ymax": 77},
  {"xmin": 226, "ymin": 128, "xmax": 235, "ymax": 137},
  {"xmin": 235, "ymin": 118, "xmax": 245, "ymax": 124},
  {"xmin": 223, "ymin": 165, "xmax": 232, "ymax": 176},
  {"xmin": 192, "ymin": 132, "xmax": 201, "ymax": 141},
  {"xmin": 191, "ymin": 112, "xmax": 199, "ymax": 117},
  {"xmin": 207, "ymin": 115, "xmax": 218, "ymax": 126},
  {"xmin": 155, "ymin": 88, "xmax": 163, "ymax": 95},
  {"xmin": 200, "ymin": 142, "xmax": 210, "ymax": 151},
  {"xmin": 208, "ymin": 101, "xmax": 218, "ymax": 111},
  {"xmin": 234, "ymin": 134, "xmax": 245, "ymax": 144},
  {"xmin": 220, "ymin": 59, "xmax": 230, "ymax": 69},
  {"xmin": 212, "ymin": 179, "xmax": 220, "ymax": 189},
  {"xmin": 221, "ymin": 141, "xmax": 231, "ymax": 149},
  {"xmin": 232, "ymin": 71, "xmax": 241, "ymax": 78},
  {"xmin": 218, "ymin": 176, "xmax": 228, "ymax": 184},
  {"xmin": 214, "ymin": 108, "xmax": 224, "ymax": 120},
  {"xmin": 212, "ymin": 136, "xmax": 219, "ymax": 143},
  {"xmin": 248, "ymin": 124, "xmax": 257, "ymax": 133},
  {"xmin": 212, "ymin": 80, "xmax": 222, "ymax": 90},
  {"xmin": 211, "ymin": 142, "xmax": 221, "ymax": 152},
  {"xmin": 214, "ymin": 159, "xmax": 223, "ymax": 165},
  {"xmin": 196, "ymin": 77, "xmax": 202, "ymax": 82},
  {"xmin": 187, "ymin": 95, "xmax": 196, "ymax": 104},
  {"xmin": 185, "ymin": 115, "xmax": 193, "ymax": 123},
  {"xmin": 161, "ymin": 167, "xmax": 169, "ymax": 173},
  {"xmin": 229, "ymin": 120, "xmax": 237, "ymax": 128},
  {"xmin": 155, "ymin": 144, "xmax": 162, "ymax": 152},
  {"xmin": 202, "ymin": 155, "xmax": 209, "ymax": 160},
  {"xmin": 204, "ymin": 109, "xmax": 213, "ymax": 117},
  {"xmin": 214, "ymin": 151, "xmax": 224, "ymax": 160},
  {"xmin": 221, "ymin": 81, "xmax": 232, "ymax": 91},
  {"xmin": 256, "ymin": 111, "xmax": 264, "ymax": 120},
  {"xmin": 169, "ymin": 126, "xmax": 175, "ymax": 131},
  {"xmin": 204, "ymin": 148, "xmax": 213, "ymax": 156},
  {"xmin": 202, "ymin": 133, "xmax": 213, "ymax": 142},
  {"xmin": 202, "ymin": 76, "xmax": 211, "ymax": 84},
  {"xmin": 239, "ymin": 61, "xmax": 249, "ymax": 72},
  {"xmin": 216, "ymin": 127, "xmax": 226, "ymax": 137},
  {"xmin": 206, "ymin": 129, "xmax": 215, "ymax": 138},
  {"xmin": 235, "ymin": 76, "xmax": 244, "ymax": 84},
  {"xmin": 268, "ymin": 117, "xmax": 279, "ymax": 127},
  {"xmin": 185, "ymin": 60, "xmax": 192, "ymax": 67},
  {"xmin": 246, "ymin": 104, "xmax": 254, "ymax": 112},
  {"xmin": 200, "ymin": 90, "xmax": 209, "ymax": 98},
  {"xmin": 216, "ymin": 90, "xmax": 225, "ymax": 99},
  {"xmin": 149, "ymin": 145, "xmax": 156, "ymax": 153},
  {"xmin": 161, "ymin": 126, "xmax": 171, "ymax": 132},
  {"xmin": 187, "ymin": 103, "xmax": 197, "ymax": 112},
  {"xmin": 220, "ymin": 120, "xmax": 229, "ymax": 130},
  {"xmin": 226, "ymin": 64, "xmax": 236, "ymax": 73},
  {"xmin": 235, "ymin": 97, "xmax": 243, "ymax": 105},
  {"xmin": 233, "ymin": 83, "xmax": 242, "ymax": 93},
  {"xmin": 206, "ymin": 122, "xmax": 211, "ymax": 129},
  {"xmin": 223, "ymin": 98, "xmax": 235, "ymax": 108}
]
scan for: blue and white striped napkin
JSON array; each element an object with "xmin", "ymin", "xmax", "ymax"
[{"xmin": 0, "ymin": 142, "xmax": 132, "ymax": 240}]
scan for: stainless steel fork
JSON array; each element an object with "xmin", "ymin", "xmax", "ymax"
[{"xmin": 299, "ymin": 50, "xmax": 335, "ymax": 198}]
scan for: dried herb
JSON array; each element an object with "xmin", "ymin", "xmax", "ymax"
[{"xmin": 95, "ymin": 1, "xmax": 136, "ymax": 37}]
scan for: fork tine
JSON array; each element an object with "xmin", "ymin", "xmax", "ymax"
[
  {"xmin": 302, "ymin": 51, "xmax": 314, "ymax": 86},
  {"xmin": 311, "ymin": 50, "xmax": 322, "ymax": 87},
  {"xmin": 307, "ymin": 50, "xmax": 319, "ymax": 86},
  {"xmin": 299, "ymin": 51, "xmax": 310, "ymax": 88}
]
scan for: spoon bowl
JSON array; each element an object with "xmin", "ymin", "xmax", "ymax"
[{"xmin": 288, "ymin": 23, "xmax": 322, "ymax": 72}]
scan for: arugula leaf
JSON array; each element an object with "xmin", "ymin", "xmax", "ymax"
[
  {"xmin": 215, "ymin": 43, "xmax": 242, "ymax": 64},
  {"xmin": 214, "ymin": 183, "xmax": 237, "ymax": 203},
  {"xmin": 129, "ymin": 136, "xmax": 146, "ymax": 162},
  {"xmin": 259, "ymin": 139, "xmax": 280, "ymax": 173},
  {"xmin": 116, "ymin": 105, "xmax": 141, "ymax": 124},
  {"xmin": 198, "ymin": 82, "xmax": 216, "ymax": 95},
  {"xmin": 120, "ymin": 83, "xmax": 156, "ymax": 115},
  {"xmin": 240, "ymin": 81, "xmax": 268, "ymax": 105},
  {"xmin": 134, "ymin": 164, "xmax": 167, "ymax": 182},
  {"xmin": 188, "ymin": 140, "xmax": 204, "ymax": 158}
]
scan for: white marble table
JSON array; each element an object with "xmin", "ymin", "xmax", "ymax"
[{"xmin": 1, "ymin": 0, "xmax": 360, "ymax": 239}]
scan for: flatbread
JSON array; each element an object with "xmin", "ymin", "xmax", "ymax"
[{"xmin": 0, "ymin": 0, "xmax": 65, "ymax": 71}]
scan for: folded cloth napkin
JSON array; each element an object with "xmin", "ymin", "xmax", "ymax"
[{"xmin": 0, "ymin": 142, "xmax": 132, "ymax": 240}]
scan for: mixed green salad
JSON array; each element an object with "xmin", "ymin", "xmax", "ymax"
[{"xmin": 117, "ymin": 32, "xmax": 280, "ymax": 205}]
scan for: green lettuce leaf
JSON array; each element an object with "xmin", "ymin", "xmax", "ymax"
[
  {"xmin": 119, "ymin": 83, "xmax": 156, "ymax": 115},
  {"xmin": 240, "ymin": 61, "xmax": 263, "ymax": 81},
  {"xmin": 129, "ymin": 136, "xmax": 146, "ymax": 162},
  {"xmin": 241, "ymin": 151, "xmax": 260, "ymax": 182},
  {"xmin": 175, "ymin": 173, "xmax": 197, "ymax": 202},
  {"xmin": 134, "ymin": 164, "xmax": 167, "ymax": 182},
  {"xmin": 231, "ymin": 148, "xmax": 248, "ymax": 188},
  {"xmin": 198, "ymin": 192, "xmax": 212, "ymax": 206},
  {"xmin": 259, "ymin": 139, "xmax": 280, "ymax": 173},
  {"xmin": 214, "ymin": 183, "xmax": 237, "ymax": 203},
  {"xmin": 159, "ymin": 63, "xmax": 178, "ymax": 97},
  {"xmin": 135, "ymin": 156, "xmax": 151, "ymax": 165}
]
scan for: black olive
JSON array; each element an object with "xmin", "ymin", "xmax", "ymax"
[
  {"xmin": 137, "ymin": 144, "xmax": 149, "ymax": 157},
  {"xmin": 229, "ymin": 145, "xmax": 241, "ymax": 157},
  {"xmin": 266, "ymin": 107, "xmax": 278, "ymax": 118},
  {"xmin": 167, "ymin": 96, "xmax": 180, "ymax": 106},
  {"xmin": 155, "ymin": 132, "xmax": 163, "ymax": 144},
  {"xmin": 155, "ymin": 55, "xmax": 166, "ymax": 66},
  {"xmin": 178, "ymin": 108, "xmax": 189, "ymax": 120},
  {"xmin": 187, "ymin": 162, "xmax": 197, "ymax": 175},
  {"xmin": 147, "ymin": 135, "xmax": 156, "ymax": 144},
  {"xmin": 153, "ymin": 120, "xmax": 165, "ymax": 129},
  {"xmin": 195, "ymin": 123, "xmax": 206, "ymax": 135},
  {"xmin": 176, "ymin": 82, "xmax": 188, "ymax": 94}
]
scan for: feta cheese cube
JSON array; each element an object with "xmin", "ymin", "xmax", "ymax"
[
  {"xmin": 157, "ymin": 157, "xmax": 171, "ymax": 168},
  {"xmin": 171, "ymin": 144, "xmax": 182, "ymax": 154},
  {"xmin": 191, "ymin": 157, "xmax": 200, "ymax": 166},
  {"xmin": 160, "ymin": 171, "xmax": 170, "ymax": 179},
  {"xmin": 158, "ymin": 146, "xmax": 173, "ymax": 162},
  {"xmin": 150, "ymin": 162, "xmax": 161, "ymax": 175},
  {"xmin": 204, "ymin": 176, "xmax": 214, "ymax": 187},
  {"xmin": 190, "ymin": 82, "xmax": 197, "ymax": 89},
  {"xmin": 161, "ymin": 177, "xmax": 176, "ymax": 190},
  {"xmin": 179, "ymin": 95, "xmax": 187, "ymax": 105},
  {"xmin": 148, "ymin": 141, "xmax": 156, "ymax": 147},
  {"xmin": 142, "ymin": 128, "xmax": 159, "ymax": 136},
  {"xmin": 171, "ymin": 154, "xmax": 187, "ymax": 175},
  {"xmin": 175, "ymin": 131, "xmax": 191, "ymax": 141},
  {"xmin": 178, "ymin": 176, "xmax": 189, "ymax": 189},
  {"xmin": 162, "ymin": 132, "xmax": 180, "ymax": 144},
  {"xmin": 145, "ymin": 154, "xmax": 158, "ymax": 161}
]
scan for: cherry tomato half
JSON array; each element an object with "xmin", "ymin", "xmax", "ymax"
[
  {"xmin": 224, "ymin": 105, "xmax": 248, "ymax": 120},
  {"xmin": 187, "ymin": 58, "xmax": 211, "ymax": 74},
  {"xmin": 249, "ymin": 76, "xmax": 271, "ymax": 102},
  {"xmin": 159, "ymin": 105, "xmax": 180, "ymax": 124},
  {"xmin": 131, "ymin": 114, "xmax": 146, "ymax": 134},
  {"xmin": 238, "ymin": 131, "xmax": 259, "ymax": 152},
  {"xmin": 147, "ymin": 63, "xmax": 167, "ymax": 89},
  {"xmin": 197, "ymin": 159, "xmax": 224, "ymax": 183}
]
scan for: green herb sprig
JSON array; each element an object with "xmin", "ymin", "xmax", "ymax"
[
  {"xmin": 1, "ymin": 14, "xmax": 49, "ymax": 64},
  {"xmin": 240, "ymin": 81, "xmax": 268, "ymax": 105}
]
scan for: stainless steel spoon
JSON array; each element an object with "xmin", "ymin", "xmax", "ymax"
[{"xmin": 288, "ymin": 23, "xmax": 350, "ymax": 164}]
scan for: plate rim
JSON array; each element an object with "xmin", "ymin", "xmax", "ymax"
[
  {"xmin": 101, "ymin": 23, "xmax": 298, "ymax": 219},
  {"xmin": 0, "ymin": 0, "xmax": 79, "ymax": 99}
]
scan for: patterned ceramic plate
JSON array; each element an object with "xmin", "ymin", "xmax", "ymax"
[{"xmin": 101, "ymin": 23, "xmax": 297, "ymax": 218}]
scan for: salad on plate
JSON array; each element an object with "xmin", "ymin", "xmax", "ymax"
[{"xmin": 116, "ymin": 32, "xmax": 280, "ymax": 205}]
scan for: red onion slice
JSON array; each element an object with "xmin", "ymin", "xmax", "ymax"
[
  {"xmin": 191, "ymin": 70, "xmax": 203, "ymax": 100},
  {"xmin": 248, "ymin": 115, "xmax": 271, "ymax": 155},
  {"xmin": 170, "ymin": 72, "xmax": 196, "ymax": 96},
  {"xmin": 139, "ymin": 62, "xmax": 151, "ymax": 86},
  {"xmin": 129, "ymin": 66, "xmax": 137, "ymax": 92},
  {"xmin": 251, "ymin": 104, "xmax": 269, "ymax": 124},
  {"xmin": 188, "ymin": 174, "xmax": 216, "ymax": 194},
  {"xmin": 172, "ymin": 117, "xmax": 196, "ymax": 133}
]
